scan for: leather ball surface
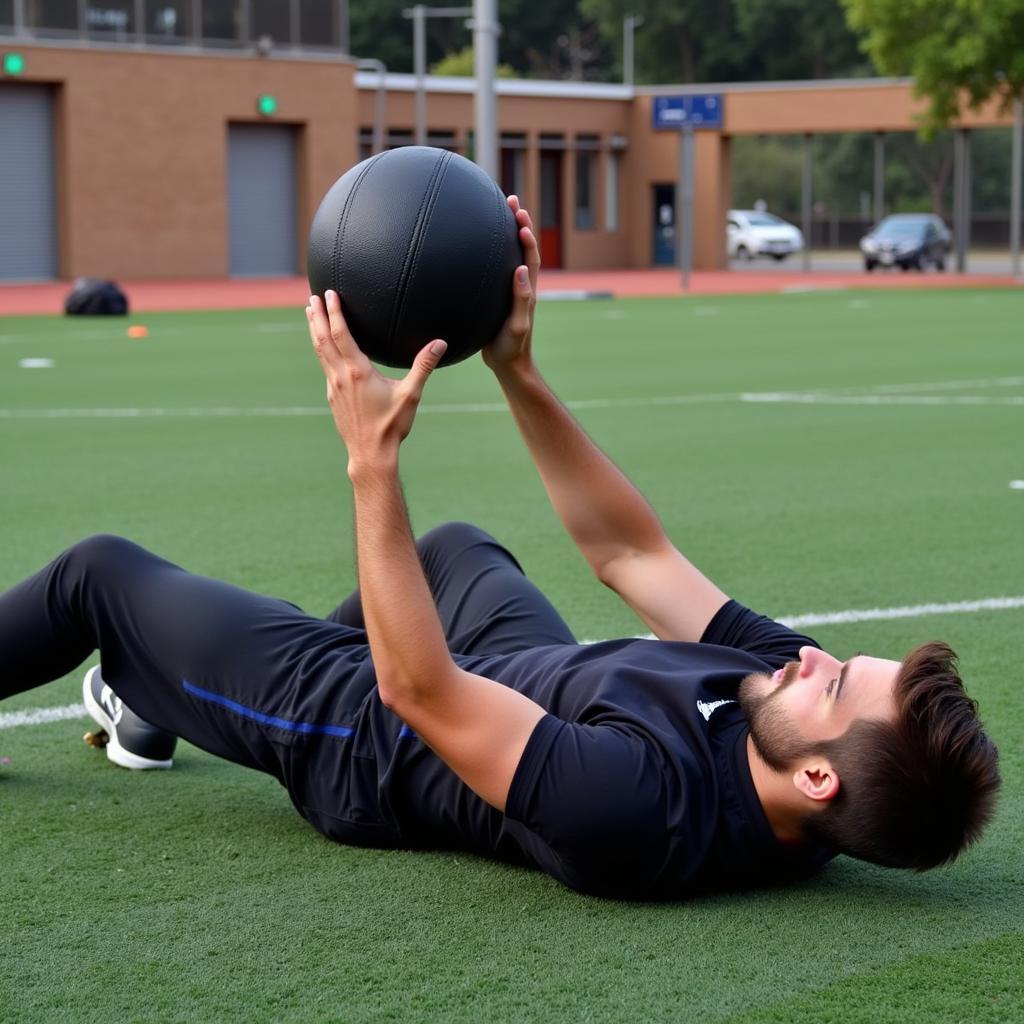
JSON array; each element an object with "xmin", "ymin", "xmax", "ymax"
[{"xmin": 308, "ymin": 146, "xmax": 522, "ymax": 368}]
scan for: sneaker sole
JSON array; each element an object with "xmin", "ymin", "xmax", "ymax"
[{"xmin": 82, "ymin": 666, "xmax": 173, "ymax": 771}]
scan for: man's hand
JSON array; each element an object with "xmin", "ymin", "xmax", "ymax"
[
  {"xmin": 305, "ymin": 290, "xmax": 447, "ymax": 477},
  {"xmin": 482, "ymin": 196, "xmax": 541, "ymax": 373}
]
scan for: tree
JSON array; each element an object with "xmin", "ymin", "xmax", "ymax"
[
  {"xmin": 734, "ymin": 0, "xmax": 869, "ymax": 81},
  {"xmin": 349, "ymin": 0, "xmax": 611, "ymax": 81},
  {"xmin": 841, "ymin": 0, "xmax": 1024, "ymax": 133},
  {"xmin": 431, "ymin": 45, "xmax": 517, "ymax": 78},
  {"xmin": 579, "ymin": 0, "xmax": 746, "ymax": 84}
]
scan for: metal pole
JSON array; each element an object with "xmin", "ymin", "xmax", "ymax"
[
  {"xmin": 873, "ymin": 131, "xmax": 885, "ymax": 225},
  {"xmin": 677, "ymin": 127, "xmax": 695, "ymax": 289},
  {"xmin": 192, "ymin": 0, "xmax": 202, "ymax": 45},
  {"xmin": 623, "ymin": 15, "xmax": 643, "ymax": 88},
  {"xmin": 338, "ymin": 0, "xmax": 350, "ymax": 53},
  {"xmin": 802, "ymin": 133, "xmax": 813, "ymax": 272},
  {"xmin": 358, "ymin": 59, "xmax": 388, "ymax": 155},
  {"xmin": 239, "ymin": 0, "xmax": 251, "ymax": 46},
  {"xmin": 472, "ymin": 0, "xmax": 498, "ymax": 180},
  {"xmin": 1011, "ymin": 98, "xmax": 1022, "ymax": 279},
  {"xmin": 135, "ymin": 0, "xmax": 145, "ymax": 42},
  {"xmin": 289, "ymin": 0, "xmax": 300, "ymax": 50},
  {"xmin": 78, "ymin": 0, "xmax": 87, "ymax": 38},
  {"xmin": 13, "ymin": 0, "xmax": 26, "ymax": 36},
  {"xmin": 413, "ymin": 6, "xmax": 427, "ymax": 145},
  {"xmin": 954, "ymin": 129, "xmax": 971, "ymax": 272}
]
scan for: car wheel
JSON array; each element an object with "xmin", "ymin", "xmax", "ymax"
[
  {"xmin": 864, "ymin": 259, "xmax": 876, "ymax": 272},
  {"xmin": 771, "ymin": 254, "xmax": 787, "ymax": 261},
  {"xmin": 736, "ymin": 245, "xmax": 753, "ymax": 261},
  {"xmin": 935, "ymin": 257, "xmax": 946, "ymax": 272}
]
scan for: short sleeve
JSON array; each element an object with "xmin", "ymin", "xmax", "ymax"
[
  {"xmin": 505, "ymin": 715, "xmax": 693, "ymax": 897},
  {"xmin": 700, "ymin": 599, "xmax": 820, "ymax": 670}
]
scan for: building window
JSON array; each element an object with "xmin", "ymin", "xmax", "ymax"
[
  {"xmin": 145, "ymin": 1, "xmax": 193, "ymax": 43},
  {"xmin": 252, "ymin": 0, "xmax": 291, "ymax": 46},
  {"xmin": 86, "ymin": 1, "xmax": 135, "ymax": 38},
  {"xmin": 299, "ymin": 0, "xmax": 336, "ymax": 49},
  {"xmin": 28, "ymin": 0, "xmax": 77, "ymax": 34},
  {"xmin": 500, "ymin": 133, "xmax": 526, "ymax": 200},
  {"xmin": 605, "ymin": 149, "xmax": 621, "ymax": 232},
  {"xmin": 574, "ymin": 136, "xmax": 599, "ymax": 231},
  {"xmin": 202, "ymin": 0, "xmax": 243, "ymax": 44}
]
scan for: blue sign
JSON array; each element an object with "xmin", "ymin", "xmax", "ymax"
[{"xmin": 652, "ymin": 94, "xmax": 724, "ymax": 130}]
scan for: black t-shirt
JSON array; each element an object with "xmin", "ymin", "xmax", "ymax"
[{"xmin": 295, "ymin": 601, "xmax": 837, "ymax": 900}]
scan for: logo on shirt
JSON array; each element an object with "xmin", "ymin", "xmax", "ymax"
[{"xmin": 697, "ymin": 698, "xmax": 735, "ymax": 722}]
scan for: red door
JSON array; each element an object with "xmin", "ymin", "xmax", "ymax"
[{"xmin": 539, "ymin": 150, "xmax": 563, "ymax": 269}]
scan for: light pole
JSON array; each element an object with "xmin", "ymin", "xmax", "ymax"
[
  {"xmin": 357, "ymin": 59, "xmax": 388, "ymax": 155},
  {"xmin": 623, "ymin": 14, "xmax": 644, "ymax": 88},
  {"xmin": 1011, "ymin": 97, "xmax": 1022, "ymax": 279},
  {"xmin": 471, "ymin": 0, "xmax": 499, "ymax": 181},
  {"xmin": 402, "ymin": 5, "xmax": 473, "ymax": 146}
]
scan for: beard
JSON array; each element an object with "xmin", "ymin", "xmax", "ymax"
[{"xmin": 738, "ymin": 661, "xmax": 815, "ymax": 772}]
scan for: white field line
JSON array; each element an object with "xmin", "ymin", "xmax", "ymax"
[
  {"xmin": 1, "ymin": 373, "xmax": 1021, "ymax": 420},
  {"xmin": 6, "ymin": 597, "xmax": 1021, "ymax": 731},
  {"xmin": 869, "ymin": 376, "xmax": 1024, "ymax": 394},
  {"xmin": 0, "ymin": 393, "xmax": 742, "ymax": 420},
  {"xmin": 0, "ymin": 702, "xmax": 86, "ymax": 730},
  {"xmin": 579, "ymin": 595, "xmax": 1024, "ymax": 645},
  {"xmin": 743, "ymin": 392, "xmax": 1024, "ymax": 407}
]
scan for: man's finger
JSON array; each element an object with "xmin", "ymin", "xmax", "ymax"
[
  {"xmin": 307, "ymin": 297, "xmax": 343, "ymax": 372},
  {"xmin": 515, "ymin": 205, "xmax": 535, "ymax": 234},
  {"xmin": 519, "ymin": 225, "xmax": 541, "ymax": 291},
  {"xmin": 507, "ymin": 266, "xmax": 532, "ymax": 336},
  {"xmin": 324, "ymin": 290, "xmax": 369, "ymax": 366},
  {"xmin": 402, "ymin": 339, "xmax": 447, "ymax": 400}
]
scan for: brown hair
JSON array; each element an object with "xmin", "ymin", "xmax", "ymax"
[{"xmin": 805, "ymin": 642, "xmax": 1000, "ymax": 870}]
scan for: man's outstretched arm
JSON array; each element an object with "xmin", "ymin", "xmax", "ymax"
[
  {"xmin": 306, "ymin": 291, "xmax": 545, "ymax": 812},
  {"xmin": 485, "ymin": 200, "xmax": 728, "ymax": 643}
]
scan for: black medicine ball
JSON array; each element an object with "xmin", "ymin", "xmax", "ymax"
[{"xmin": 308, "ymin": 146, "xmax": 522, "ymax": 369}]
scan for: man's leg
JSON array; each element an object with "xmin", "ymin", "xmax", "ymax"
[
  {"xmin": 326, "ymin": 521, "xmax": 577, "ymax": 655},
  {"xmin": 0, "ymin": 534, "xmax": 370, "ymax": 779}
]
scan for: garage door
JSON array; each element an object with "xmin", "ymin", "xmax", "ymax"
[
  {"xmin": 227, "ymin": 123, "xmax": 298, "ymax": 276},
  {"xmin": 0, "ymin": 85, "xmax": 57, "ymax": 281}
]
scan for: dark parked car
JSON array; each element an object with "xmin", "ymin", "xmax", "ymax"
[{"xmin": 859, "ymin": 214, "xmax": 952, "ymax": 272}]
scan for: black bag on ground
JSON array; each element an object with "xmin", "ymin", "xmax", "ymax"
[{"xmin": 64, "ymin": 278, "xmax": 129, "ymax": 316}]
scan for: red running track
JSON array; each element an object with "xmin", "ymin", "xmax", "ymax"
[{"xmin": 1, "ymin": 268, "xmax": 1020, "ymax": 317}]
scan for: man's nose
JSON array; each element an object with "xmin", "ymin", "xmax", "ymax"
[{"xmin": 798, "ymin": 646, "xmax": 835, "ymax": 677}]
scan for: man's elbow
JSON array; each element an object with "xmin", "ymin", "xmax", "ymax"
[{"xmin": 375, "ymin": 654, "xmax": 457, "ymax": 714}]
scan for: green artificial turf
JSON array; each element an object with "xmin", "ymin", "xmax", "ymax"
[{"xmin": 1, "ymin": 288, "xmax": 1022, "ymax": 1022}]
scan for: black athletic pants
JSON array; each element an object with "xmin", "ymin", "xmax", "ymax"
[{"xmin": 0, "ymin": 523, "xmax": 576, "ymax": 785}]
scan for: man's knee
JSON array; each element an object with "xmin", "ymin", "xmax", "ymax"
[
  {"xmin": 65, "ymin": 534, "xmax": 142, "ymax": 576},
  {"xmin": 415, "ymin": 522, "xmax": 524, "ymax": 578},
  {"xmin": 416, "ymin": 521, "xmax": 497, "ymax": 554}
]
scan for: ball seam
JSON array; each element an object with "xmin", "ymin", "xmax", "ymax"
[
  {"xmin": 388, "ymin": 150, "xmax": 453, "ymax": 355},
  {"xmin": 333, "ymin": 151, "xmax": 388, "ymax": 302}
]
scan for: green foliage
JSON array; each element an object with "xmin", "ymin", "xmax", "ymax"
[
  {"xmin": 734, "ymin": 0, "xmax": 871, "ymax": 81},
  {"xmin": 350, "ymin": 0, "xmax": 866, "ymax": 84},
  {"xmin": 431, "ymin": 44, "xmax": 517, "ymax": 78},
  {"xmin": 349, "ymin": 0, "xmax": 612, "ymax": 80},
  {"xmin": 841, "ymin": 0, "xmax": 1024, "ymax": 134}
]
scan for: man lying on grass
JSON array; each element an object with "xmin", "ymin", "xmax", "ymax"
[{"xmin": 0, "ymin": 200, "xmax": 999, "ymax": 900}]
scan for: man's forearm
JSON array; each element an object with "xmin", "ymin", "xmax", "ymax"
[
  {"xmin": 349, "ymin": 461, "xmax": 452, "ymax": 708},
  {"xmin": 494, "ymin": 361, "xmax": 666, "ymax": 577}
]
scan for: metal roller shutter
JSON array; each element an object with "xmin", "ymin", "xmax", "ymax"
[
  {"xmin": 0, "ymin": 84, "xmax": 57, "ymax": 282},
  {"xmin": 227, "ymin": 123, "xmax": 298, "ymax": 276}
]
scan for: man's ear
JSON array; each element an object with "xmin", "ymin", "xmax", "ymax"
[{"xmin": 792, "ymin": 759, "xmax": 840, "ymax": 804}]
